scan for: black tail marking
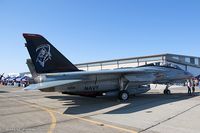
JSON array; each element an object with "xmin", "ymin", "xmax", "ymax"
[{"xmin": 23, "ymin": 33, "xmax": 80, "ymax": 73}]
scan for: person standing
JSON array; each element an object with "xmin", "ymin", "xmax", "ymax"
[
  {"xmin": 0, "ymin": 74, "xmax": 3, "ymax": 84},
  {"xmin": 192, "ymin": 79, "xmax": 195, "ymax": 94},
  {"xmin": 194, "ymin": 78, "xmax": 199, "ymax": 88},
  {"xmin": 187, "ymin": 80, "xmax": 192, "ymax": 95}
]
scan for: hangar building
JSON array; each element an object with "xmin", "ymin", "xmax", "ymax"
[{"xmin": 75, "ymin": 53, "xmax": 200, "ymax": 77}]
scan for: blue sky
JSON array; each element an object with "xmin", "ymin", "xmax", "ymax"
[{"xmin": 0, "ymin": 0, "xmax": 200, "ymax": 73}]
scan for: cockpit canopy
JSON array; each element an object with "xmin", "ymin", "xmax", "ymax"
[
  {"xmin": 160, "ymin": 63, "xmax": 182, "ymax": 70},
  {"xmin": 140, "ymin": 62, "xmax": 183, "ymax": 70}
]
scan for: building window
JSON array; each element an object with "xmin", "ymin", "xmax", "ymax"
[
  {"xmin": 195, "ymin": 58, "xmax": 199, "ymax": 65},
  {"xmin": 179, "ymin": 56, "xmax": 185, "ymax": 62},
  {"xmin": 190, "ymin": 57, "xmax": 195, "ymax": 64},
  {"xmin": 185, "ymin": 57, "xmax": 190, "ymax": 63},
  {"xmin": 172, "ymin": 56, "xmax": 179, "ymax": 60},
  {"xmin": 139, "ymin": 57, "xmax": 162, "ymax": 62},
  {"xmin": 118, "ymin": 59, "xmax": 137, "ymax": 64}
]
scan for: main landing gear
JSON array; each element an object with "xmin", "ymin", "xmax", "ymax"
[
  {"xmin": 118, "ymin": 77, "xmax": 129, "ymax": 101},
  {"xmin": 119, "ymin": 90, "xmax": 129, "ymax": 101},
  {"xmin": 163, "ymin": 84, "xmax": 171, "ymax": 95}
]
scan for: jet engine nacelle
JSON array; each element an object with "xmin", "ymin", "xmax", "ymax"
[
  {"xmin": 34, "ymin": 75, "xmax": 47, "ymax": 83},
  {"xmin": 103, "ymin": 85, "xmax": 151, "ymax": 97},
  {"xmin": 127, "ymin": 85, "xmax": 151, "ymax": 94}
]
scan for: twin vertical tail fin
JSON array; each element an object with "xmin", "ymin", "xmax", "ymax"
[
  {"xmin": 23, "ymin": 33, "xmax": 80, "ymax": 74},
  {"xmin": 26, "ymin": 59, "xmax": 38, "ymax": 79}
]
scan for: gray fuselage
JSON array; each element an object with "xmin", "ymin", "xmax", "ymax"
[{"xmin": 34, "ymin": 66, "xmax": 192, "ymax": 96}]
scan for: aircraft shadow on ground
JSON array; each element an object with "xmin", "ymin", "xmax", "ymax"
[
  {"xmin": 45, "ymin": 92, "xmax": 199, "ymax": 115},
  {"xmin": 46, "ymin": 95, "xmax": 120, "ymax": 114}
]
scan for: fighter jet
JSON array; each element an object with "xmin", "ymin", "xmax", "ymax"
[{"xmin": 23, "ymin": 33, "xmax": 193, "ymax": 100}]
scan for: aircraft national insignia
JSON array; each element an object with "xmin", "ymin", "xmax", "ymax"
[{"xmin": 36, "ymin": 44, "xmax": 52, "ymax": 67}]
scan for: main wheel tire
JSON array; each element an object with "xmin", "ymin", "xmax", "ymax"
[
  {"xmin": 163, "ymin": 89, "xmax": 167, "ymax": 94},
  {"xmin": 166, "ymin": 90, "xmax": 171, "ymax": 94},
  {"xmin": 164, "ymin": 89, "xmax": 171, "ymax": 95},
  {"xmin": 119, "ymin": 91, "xmax": 129, "ymax": 101}
]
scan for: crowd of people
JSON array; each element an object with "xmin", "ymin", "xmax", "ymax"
[{"xmin": 187, "ymin": 78, "xmax": 199, "ymax": 95}]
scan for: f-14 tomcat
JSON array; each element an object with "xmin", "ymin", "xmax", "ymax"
[{"xmin": 23, "ymin": 33, "xmax": 193, "ymax": 100}]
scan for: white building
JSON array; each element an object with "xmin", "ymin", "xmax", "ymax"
[{"xmin": 75, "ymin": 53, "xmax": 200, "ymax": 76}]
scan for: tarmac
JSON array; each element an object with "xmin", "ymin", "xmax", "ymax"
[{"xmin": 0, "ymin": 85, "xmax": 200, "ymax": 133}]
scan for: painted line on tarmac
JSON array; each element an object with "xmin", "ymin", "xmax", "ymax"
[
  {"xmin": 53, "ymin": 110, "xmax": 137, "ymax": 133},
  {"xmin": 19, "ymin": 100, "xmax": 137, "ymax": 133},
  {"xmin": 0, "ymin": 95, "xmax": 57, "ymax": 133},
  {"xmin": 0, "ymin": 93, "xmax": 137, "ymax": 133},
  {"xmin": 18, "ymin": 99, "xmax": 136, "ymax": 133},
  {"xmin": 16, "ymin": 101, "xmax": 57, "ymax": 133},
  {"xmin": 138, "ymin": 102, "xmax": 200, "ymax": 133}
]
